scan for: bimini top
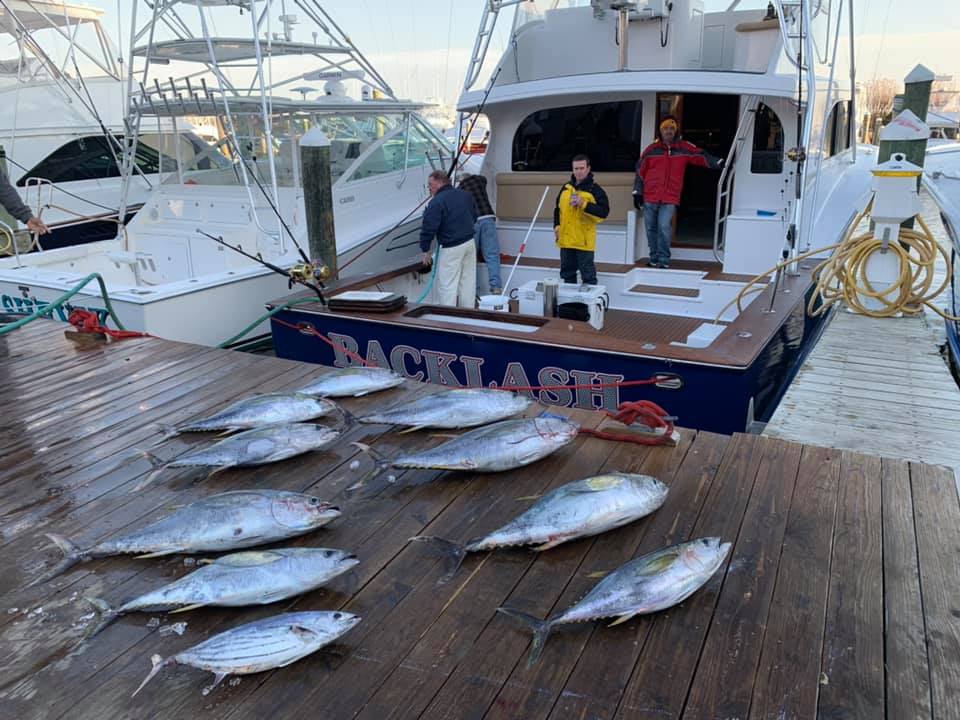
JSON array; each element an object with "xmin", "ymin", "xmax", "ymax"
[
  {"xmin": 132, "ymin": 38, "xmax": 350, "ymax": 64},
  {"xmin": 0, "ymin": 0, "xmax": 103, "ymax": 34}
]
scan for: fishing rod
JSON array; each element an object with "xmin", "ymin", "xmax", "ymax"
[
  {"xmin": 446, "ymin": 65, "xmax": 501, "ymax": 180},
  {"xmin": 196, "ymin": 229, "xmax": 327, "ymax": 305}
]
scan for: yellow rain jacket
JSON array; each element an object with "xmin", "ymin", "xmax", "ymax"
[{"xmin": 553, "ymin": 173, "xmax": 610, "ymax": 252}]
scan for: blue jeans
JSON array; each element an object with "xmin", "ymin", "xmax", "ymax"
[
  {"xmin": 644, "ymin": 202, "xmax": 676, "ymax": 264},
  {"xmin": 475, "ymin": 217, "xmax": 501, "ymax": 291}
]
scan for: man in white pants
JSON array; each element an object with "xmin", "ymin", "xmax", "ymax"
[{"xmin": 420, "ymin": 170, "xmax": 478, "ymax": 307}]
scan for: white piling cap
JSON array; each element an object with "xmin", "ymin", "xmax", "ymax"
[
  {"xmin": 301, "ymin": 127, "xmax": 330, "ymax": 147},
  {"xmin": 879, "ymin": 110, "xmax": 930, "ymax": 142},
  {"xmin": 904, "ymin": 64, "xmax": 935, "ymax": 84}
]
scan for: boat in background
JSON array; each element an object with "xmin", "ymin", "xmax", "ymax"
[
  {"xmin": 269, "ymin": 0, "xmax": 876, "ymax": 435},
  {"xmin": 0, "ymin": 0, "xmax": 459, "ymax": 347}
]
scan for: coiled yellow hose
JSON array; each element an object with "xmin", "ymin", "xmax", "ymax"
[{"xmin": 714, "ymin": 198, "xmax": 960, "ymax": 324}]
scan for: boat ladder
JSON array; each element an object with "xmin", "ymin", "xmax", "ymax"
[{"xmin": 713, "ymin": 95, "xmax": 760, "ymax": 262}]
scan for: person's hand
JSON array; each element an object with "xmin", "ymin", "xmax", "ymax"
[
  {"xmin": 26, "ymin": 217, "xmax": 49, "ymax": 235},
  {"xmin": 422, "ymin": 251, "xmax": 433, "ymax": 267},
  {"xmin": 553, "ymin": 226, "xmax": 560, "ymax": 240},
  {"xmin": 569, "ymin": 194, "xmax": 582, "ymax": 208}
]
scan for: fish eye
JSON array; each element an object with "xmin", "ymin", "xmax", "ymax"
[
  {"xmin": 324, "ymin": 550, "xmax": 333, "ymax": 557},
  {"xmin": 333, "ymin": 612, "xmax": 342, "ymax": 619},
  {"xmin": 309, "ymin": 497, "xmax": 320, "ymax": 505}
]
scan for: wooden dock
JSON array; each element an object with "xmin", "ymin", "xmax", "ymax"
[{"xmin": 1, "ymin": 320, "xmax": 958, "ymax": 719}]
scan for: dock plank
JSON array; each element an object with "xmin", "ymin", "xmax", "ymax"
[{"xmin": 0, "ymin": 319, "xmax": 957, "ymax": 719}]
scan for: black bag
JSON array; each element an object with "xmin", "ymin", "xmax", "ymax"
[{"xmin": 558, "ymin": 302, "xmax": 589, "ymax": 322}]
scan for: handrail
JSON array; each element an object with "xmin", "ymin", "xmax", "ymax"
[{"xmin": 713, "ymin": 95, "xmax": 760, "ymax": 262}]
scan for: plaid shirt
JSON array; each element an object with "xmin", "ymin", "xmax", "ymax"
[{"xmin": 457, "ymin": 173, "xmax": 495, "ymax": 217}]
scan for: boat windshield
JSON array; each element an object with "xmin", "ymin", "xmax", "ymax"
[{"xmin": 175, "ymin": 111, "xmax": 451, "ymax": 188}]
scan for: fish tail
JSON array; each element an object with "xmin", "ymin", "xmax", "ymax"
[
  {"xmin": 347, "ymin": 442, "xmax": 392, "ymax": 492},
  {"xmin": 132, "ymin": 456, "xmax": 166, "ymax": 492},
  {"xmin": 132, "ymin": 654, "xmax": 170, "ymax": 697},
  {"xmin": 31, "ymin": 533, "xmax": 88, "ymax": 585},
  {"xmin": 153, "ymin": 423, "xmax": 180, "ymax": 441},
  {"xmin": 85, "ymin": 597, "xmax": 120, "ymax": 638},
  {"xmin": 408, "ymin": 536, "xmax": 468, "ymax": 584},
  {"xmin": 496, "ymin": 607, "xmax": 555, "ymax": 667},
  {"xmin": 337, "ymin": 406, "xmax": 360, "ymax": 432}
]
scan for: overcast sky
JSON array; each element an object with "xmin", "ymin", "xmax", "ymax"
[{"xmin": 83, "ymin": 0, "xmax": 959, "ymax": 103}]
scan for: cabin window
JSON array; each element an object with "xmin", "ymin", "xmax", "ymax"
[
  {"xmin": 404, "ymin": 119, "xmax": 452, "ymax": 171},
  {"xmin": 751, "ymin": 103, "xmax": 784, "ymax": 174},
  {"xmin": 826, "ymin": 101, "xmax": 850, "ymax": 156},
  {"xmin": 16, "ymin": 135, "xmax": 177, "ymax": 186},
  {"xmin": 511, "ymin": 100, "xmax": 644, "ymax": 172}
]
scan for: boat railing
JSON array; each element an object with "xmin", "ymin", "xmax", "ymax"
[{"xmin": 713, "ymin": 94, "xmax": 760, "ymax": 263}]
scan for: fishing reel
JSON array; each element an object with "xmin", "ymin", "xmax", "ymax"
[{"xmin": 288, "ymin": 261, "xmax": 331, "ymax": 289}]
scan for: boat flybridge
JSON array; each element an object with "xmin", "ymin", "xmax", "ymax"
[
  {"xmin": 0, "ymin": 0, "xmax": 458, "ymax": 346},
  {"xmin": 268, "ymin": 0, "xmax": 879, "ymax": 435}
]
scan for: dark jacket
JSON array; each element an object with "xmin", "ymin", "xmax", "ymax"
[
  {"xmin": 0, "ymin": 168, "xmax": 32, "ymax": 224},
  {"xmin": 552, "ymin": 173, "xmax": 609, "ymax": 228},
  {"xmin": 419, "ymin": 184, "xmax": 478, "ymax": 252},
  {"xmin": 637, "ymin": 139, "xmax": 720, "ymax": 205},
  {"xmin": 457, "ymin": 173, "xmax": 495, "ymax": 217}
]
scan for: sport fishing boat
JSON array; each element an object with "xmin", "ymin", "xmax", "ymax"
[
  {"xmin": 0, "ymin": 0, "xmax": 175, "ymax": 251},
  {"xmin": 923, "ymin": 142, "xmax": 960, "ymax": 378},
  {"xmin": 269, "ymin": 0, "xmax": 877, "ymax": 435},
  {"xmin": 0, "ymin": 0, "xmax": 457, "ymax": 346}
]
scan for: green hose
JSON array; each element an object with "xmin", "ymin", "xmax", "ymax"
[
  {"xmin": 217, "ymin": 296, "xmax": 319, "ymax": 348},
  {"xmin": 0, "ymin": 272, "xmax": 126, "ymax": 336},
  {"xmin": 415, "ymin": 244, "xmax": 440, "ymax": 304}
]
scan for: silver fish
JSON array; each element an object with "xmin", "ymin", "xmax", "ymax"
[
  {"xmin": 163, "ymin": 393, "xmax": 338, "ymax": 435},
  {"xmin": 132, "ymin": 611, "xmax": 361, "ymax": 696},
  {"xmin": 352, "ymin": 415, "xmax": 579, "ymax": 487},
  {"xmin": 498, "ymin": 537, "xmax": 731, "ymax": 666},
  {"xmin": 296, "ymin": 366, "xmax": 405, "ymax": 397},
  {"xmin": 411, "ymin": 473, "xmax": 668, "ymax": 582},
  {"xmin": 358, "ymin": 388, "xmax": 532, "ymax": 431},
  {"xmin": 36, "ymin": 490, "xmax": 340, "ymax": 584},
  {"xmin": 136, "ymin": 423, "xmax": 340, "ymax": 489},
  {"xmin": 87, "ymin": 548, "xmax": 359, "ymax": 636}
]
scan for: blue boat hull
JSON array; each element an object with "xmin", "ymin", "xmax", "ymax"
[{"xmin": 271, "ymin": 293, "xmax": 829, "ymax": 435}]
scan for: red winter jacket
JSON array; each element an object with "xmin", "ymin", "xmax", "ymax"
[{"xmin": 637, "ymin": 139, "xmax": 720, "ymax": 205}]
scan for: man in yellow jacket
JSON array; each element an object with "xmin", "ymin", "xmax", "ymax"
[{"xmin": 553, "ymin": 154, "xmax": 609, "ymax": 285}]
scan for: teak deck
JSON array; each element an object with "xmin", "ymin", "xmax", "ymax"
[
  {"xmin": 277, "ymin": 257, "xmax": 803, "ymax": 369},
  {"xmin": 1, "ymin": 320, "xmax": 958, "ymax": 720}
]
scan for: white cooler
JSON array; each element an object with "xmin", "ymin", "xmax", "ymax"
[{"xmin": 517, "ymin": 279, "xmax": 608, "ymax": 330}]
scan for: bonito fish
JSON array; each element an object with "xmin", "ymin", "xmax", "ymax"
[
  {"xmin": 296, "ymin": 366, "xmax": 405, "ymax": 397},
  {"xmin": 136, "ymin": 423, "xmax": 341, "ymax": 489},
  {"xmin": 498, "ymin": 537, "xmax": 731, "ymax": 666},
  {"xmin": 411, "ymin": 473, "xmax": 668, "ymax": 582},
  {"xmin": 35, "ymin": 490, "xmax": 340, "ymax": 584},
  {"xmin": 351, "ymin": 415, "xmax": 579, "ymax": 487},
  {"xmin": 87, "ymin": 548, "xmax": 359, "ymax": 636},
  {"xmin": 132, "ymin": 611, "xmax": 361, "ymax": 696},
  {"xmin": 163, "ymin": 393, "xmax": 338, "ymax": 435},
  {"xmin": 358, "ymin": 388, "xmax": 532, "ymax": 431}
]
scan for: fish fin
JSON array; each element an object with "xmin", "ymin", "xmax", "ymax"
[
  {"xmin": 168, "ymin": 603, "xmax": 206, "ymax": 614},
  {"xmin": 408, "ymin": 536, "xmax": 469, "ymax": 584},
  {"xmin": 134, "ymin": 549, "xmax": 177, "ymax": 560},
  {"xmin": 427, "ymin": 433, "xmax": 460, "ymax": 439},
  {"xmin": 515, "ymin": 494, "xmax": 541, "ymax": 502},
  {"xmin": 31, "ymin": 533, "xmax": 88, "ymax": 586},
  {"xmin": 216, "ymin": 428, "xmax": 238, "ymax": 438},
  {"xmin": 496, "ymin": 607, "xmax": 555, "ymax": 668},
  {"xmin": 586, "ymin": 570, "xmax": 609, "ymax": 579},
  {"xmin": 607, "ymin": 613, "xmax": 637, "ymax": 628},
  {"xmin": 132, "ymin": 654, "xmax": 169, "ymax": 697},
  {"xmin": 336, "ymin": 407, "xmax": 359, "ymax": 432},
  {"xmin": 290, "ymin": 624, "xmax": 319, "ymax": 640},
  {"xmin": 132, "ymin": 464, "xmax": 167, "ymax": 492},
  {"xmin": 397, "ymin": 425, "xmax": 424, "ymax": 435},
  {"xmin": 154, "ymin": 423, "xmax": 180, "ymax": 441},
  {"xmin": 348, "ymin": 442, "xmax": 392, "ymax": 491},
  {"xmin": 85, "ymin": 597, "xmax": 121, "ymax": 638},
  {"xmin": 204, "ymin": 465, "xmax": 232, "ymax": 481},
  {"xmin": 532, "ymin": 538, "xmax": 566, "ymax": 552}
]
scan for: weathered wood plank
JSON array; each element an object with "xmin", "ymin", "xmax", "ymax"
[
  {"xmin": 681, "ymin": 436, "xmax": 803, "ymax": 719},
  {"xmin": 881, "ymin": 457, "xmax": 933, "ymax": 720},
  {"xmin": 910, "ymin": 461, "xmax": 960, "ymax": 720},
  {"xmin": 748, "ymin": 445, "xmax": 842, "ymax": 720},
  {"xmin": 816, "ymin": 451, "xmax": 884, "ymax": 719}
]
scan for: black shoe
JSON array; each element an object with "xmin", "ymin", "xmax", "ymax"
[
  {"xmin": 644, "ymin": 258, "xmax": 658, "ymax": 267},
  {"xmin": 658, "ymin": 261, "xmax": 670, "ymax": 269}
]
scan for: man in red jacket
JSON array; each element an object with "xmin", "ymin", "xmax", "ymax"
[{"xmin": 636, "ymin": 116, "xmax": 721, "ymax": 268}]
